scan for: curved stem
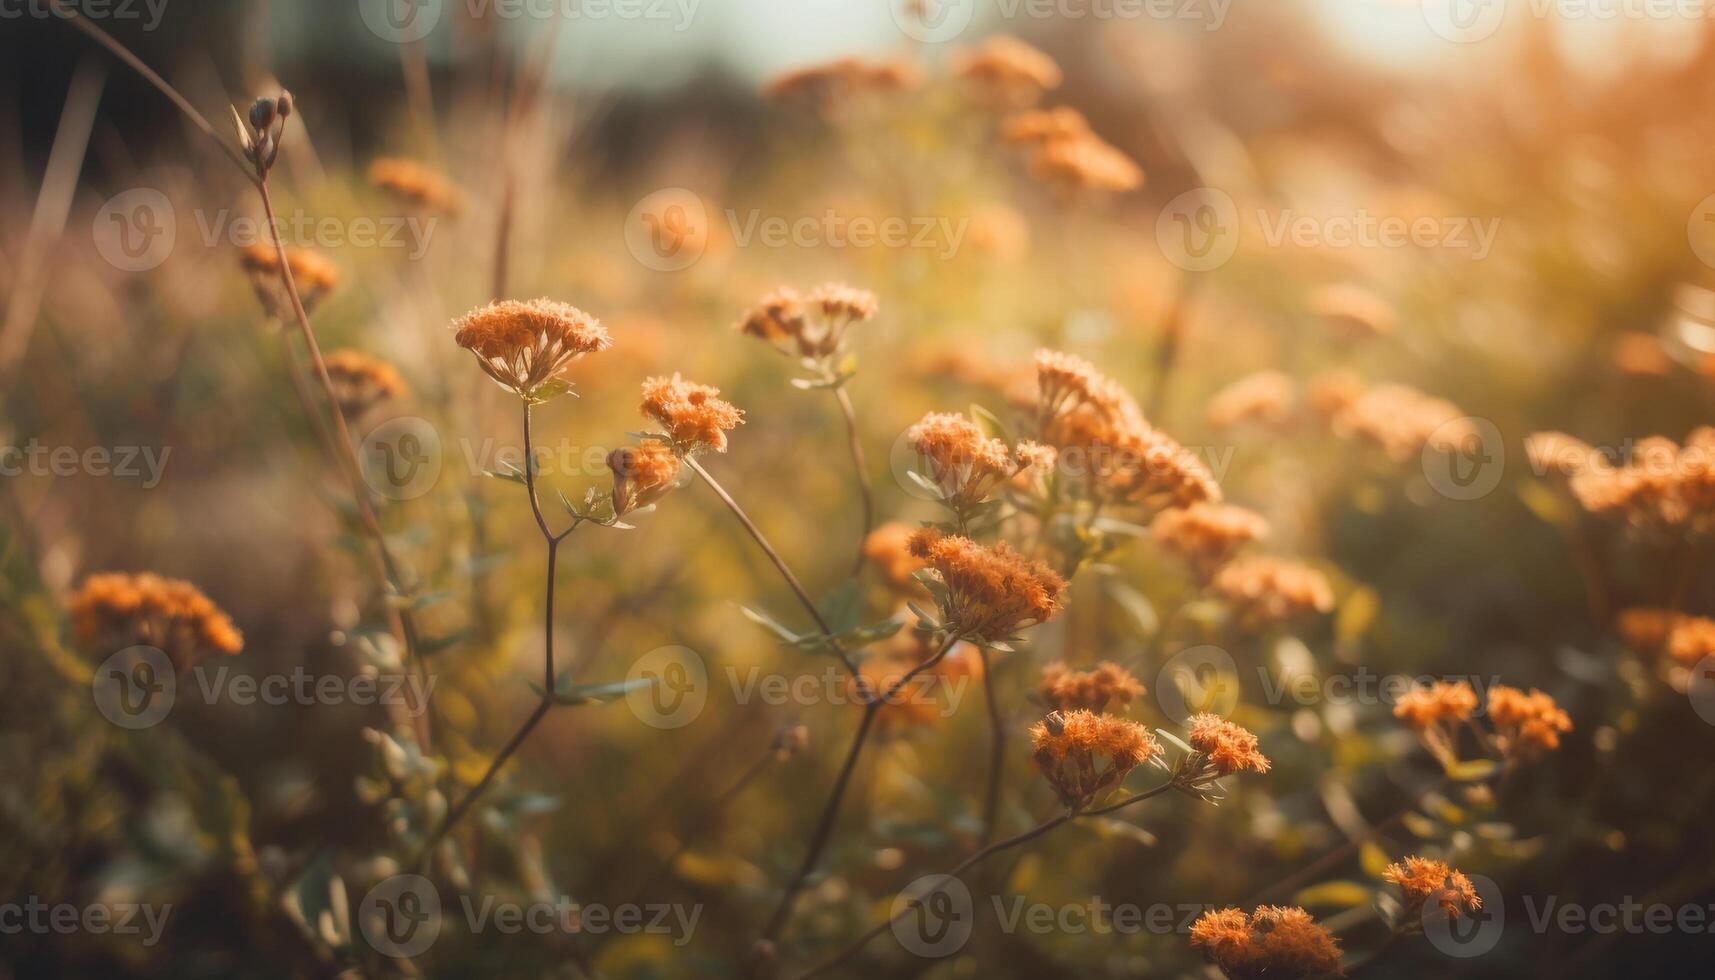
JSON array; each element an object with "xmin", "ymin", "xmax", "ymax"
[
  {"xmin": 758, "ymin": 631, "xmax": 964, "ymax": 950},
  {"xmin": 793, "ymin": 781, "xmax": 1173, "ymax": 978},
  {"xmin": 978, "ymin": 646, "xmax": 1003, "ymax": 846},
  {"xmin": 832, "ymin": 385, "xmax": 874, "ymax": 576},
  {"xmin": 414, "ymin": 402, "xmax": 567, "ymax": 866},
  {"xmin": 258, "ymin": 176, "xmax": 433, "ymax": 753},
  {"xmin": 685, "ymin": 455, "xmax": 856, "ymax": 677}
]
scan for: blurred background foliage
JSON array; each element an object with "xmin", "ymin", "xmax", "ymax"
[{"xmin": 5, "ymin": 1, "xmax": 1715, "ymax": 977}]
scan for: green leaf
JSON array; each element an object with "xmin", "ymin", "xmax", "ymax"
[
  {"xmin": 529, "ymin": 675, "xmax": 656, "ymax": 707},
  {"xmin": 969, "ymin": 403, "xmax": 1011, "ymax": 442},
  {"xmin": 1293, "ymin": 880, "xmax": 1375, "ymax": 909},
  {"xmin": 1443, "ymin": 758, "xmax": 1499, "ymax": 782},
  {"xmin": 1105, "ymin": 580, "xmax": 1159, "ymax": 638},
  {"xmin": 739, "ymin": 604, "xmax": 803, "ymax": 644},
  {"xmin": 1084, "ymin": 816, "xmax": 1157, "ymax": 847},
  {"xmin": 821, "ymin": 580, "xmax": 863, "ymax": 633},
  {"xmin": 1155, "ymin": 728, "xmax": 1195, "ymax": 756},
  {"xmin": 906, "ymin": 469, "xmax": 946, "ymax": 499},
  {"xmin": 484, "ymin": 468, "xmax": 527, "ymax": 486},
  {"xmin": 1359, "ymin": 840, "xmax": 1392, "ymax": 880}
]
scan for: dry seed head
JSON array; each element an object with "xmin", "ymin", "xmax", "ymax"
[{"xmin": 453, "ymin": 298, "xmax": 611, "ymax": 402}]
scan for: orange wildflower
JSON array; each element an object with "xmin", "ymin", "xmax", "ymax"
[
  {"xmin": 1190, "ymin": 905, "xmax": 1343, "ymax": 980},
  {"xmin": 1029, "ymin": 709, "xmax": 1158, "ymax": 809},
  {"xmin": 1152, "ymin": 503, "xmax": 1270, "ymax": 580},
  {"xmin": 861, "ymin": 522, "xmax": 927, "ymax": 595},
  {"xmin": 368, "ymin": 157, "xmax": 462, "ymax": 214},
  {"xmin": 607, "ymin": 440, "xmax": 681, "ymax": 516},
  {"xmin": 453, "ymin": 298, "xmax": 611, "ymax": 402},
  {"xmin": 323, "ymin": 349, "xmax": 407, "ymax": 417},
  {"xmin": 1384, "ymin": 856, "xmax": 1483, "ymax": 919},
  {"xmin": 907, "ymin": 412, "xmax": 1030, "ymax": 510},
  {"xmin": 953, "ymin": 36, "xmax": 1062, "ymax": 107},
  {"xmin": 639, "ymin": 373, "xmax": 745, "ymax": 454},
  {"xmin": 1211, "ymin": 556, "xmax": 1334, "ymax": 628},
  {"xmin": 68, "ymin": 572, "xmax": 243, "ymax": 670},
  {"xmin": 239, "ymin": 242, "xmax": 339, "ymax": 318},
  {"xmin": 907, "ymin": 528, "xmax": 1064, "ymax": 642},
  {"xmin": 1186, "ymin": 713, "xmax": 1271, "ymax": 776},
  {"xmin": 1487, "ymin": 685, "xmax": 1572, "ymax": 759},
  {"xmin": 1037, "ymin": 661, "xmax": 1145, "ymax": 713}
]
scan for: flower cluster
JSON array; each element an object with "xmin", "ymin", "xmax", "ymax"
[
  {"xmin": 1487, "ymin": 684, "xmax": 1572, "ymax": 760},
  {"xmin": 1383, "ymin": 856, "xmax": 1483, "ymax": 920},
  {"xmin": 1152, "ymin": 503, "xmax": 1270, "ymax": 580},
  {"xmin": 639, "ymin": 373, "xmax": 746, "ymax": 455},
  {"xmin": 1189, "ymin": 905, "xmax": 1344, "ymax": 980},
  {"xmin": 239, "ymin": 242, "xmax": 340, "ymax": 318},
  {"xmin": 1000, "ymin": 104, "xmax": 1142, "ymax": 193},
  {"xmin": 1207, "ymin": 370, "xmax": 1297, "ymax": 431},
  {"xmin": 453, "ymin": 298, "xmax": 611, "ymax": 402},
  {"xmin": 765, "ymin": 56, "xmax": 920, "ymax": 112},
  {"xmin": 606, "ymin": 440, "xmax": 681, "ymax": 517},
  {"xmin": 368, "ymin": 157, "xmax": 462, "ymax": 214},
  {"xmin": 1028, "ymin": 709, "xmax": 1158, "ymax": 809},
  {"xmin": 1037, "ymin": 661, "xmax": 1145, "ymax": 713},
  {"xmin": 1557, "ymin": 428, "xmax": 1715, "ymax": 535},
  {"xmin": 1033, "ymin": 349, "xmax": 1218, "ymax": 511},
  {"xmin": 1393, "ymin": 680, "xmax": 1478, "ymax": 765},
  {"xmin": 1211, "ymin": 556, "xmax": 1334, "ymax": 628},
  {"xmin": 907, "ymin": 412, "xmax": 1033, "ymax": 511},
  {"xmin": 323, "ymin": 349, "xmax": 407, "ymax": 417},
  {"xmin": 1320, "ymin": 380, "xmax": 1474, "ymax": 461},
  {"xmin": 861, "ymin": 522, "xmax": 927, "ymax": 595},
  {"xmin": 1309, "ymin": 283, "xmax": 1396, "ymax": 339},
  {"xmin": 907, "ymin": 528, "xmax": 1064, "ymax": 642},
  {"xmin": 68, "ymin": 572, "xmax": 243, "ymax": 669},
  {"xmin": 735, "ymin": 282, "xmax": 877, "ymax": 364},
  {"xmin": 953, "ymin": 36, "xmax": 1062, "ymax": 107}
]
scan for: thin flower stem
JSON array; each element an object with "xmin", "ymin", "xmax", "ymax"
[
  {"xmin": 257, "ymin": 176, "xmax": 434, "ymax": 753},
  {"xmin": 831, "ymin": 385, "xmax": 874, "ymax": 575},
  {"xmin": 792, "ymin": 783, "xmax": 1173, "ymax": 979},
  {"xmin": 758, "ymin": 631, "xmax": 964, "ymax": 950},
  {"xmin": 684, "ymin": 455, "xmax": 857, "ymax": 677},
  {"xmin": 978, "ymin": 645, "xmax": 1004, "ymax": 845},
  {"xmin": 415, "ymin": 402, "xmax": 567, "ymax": 867},
  {"xmin": 50, "ymin": 2, "xmax": 259, "ymax": 182}
]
